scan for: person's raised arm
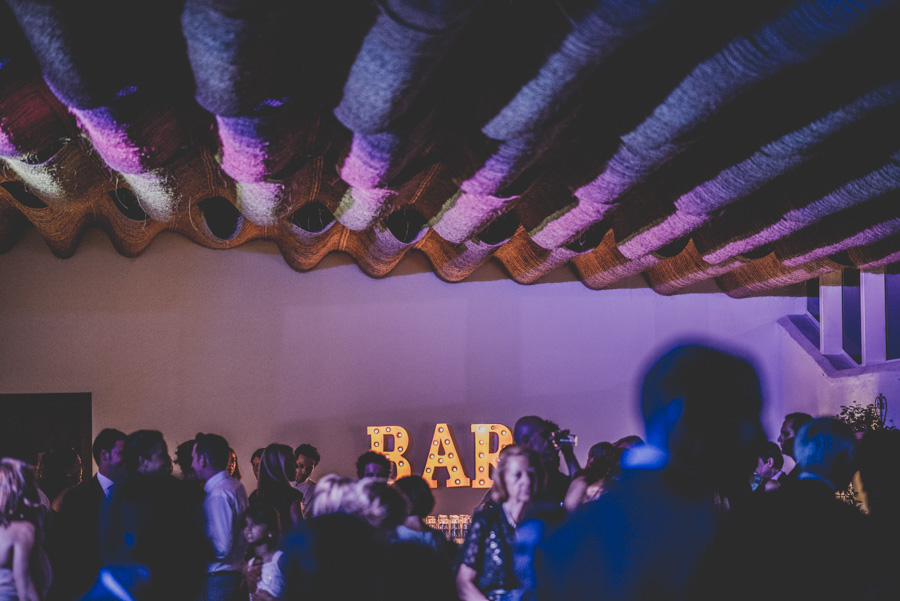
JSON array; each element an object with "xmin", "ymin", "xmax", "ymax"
[
  {"xmin": 555, "ymin": 430, "xmax": 581, "ymax": 476},
  {"xmin": 563, "ymin": 476, "xmax": 588, "ymax": 512}
]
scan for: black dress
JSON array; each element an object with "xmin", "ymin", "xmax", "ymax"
[{"xmin": 458, "ymin": 504, "xmax": 519, "ymax": 597}]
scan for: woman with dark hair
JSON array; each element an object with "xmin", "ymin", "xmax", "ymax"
[
  {"xmin": 0, "ymin": 457, "xmax": 50, "ymax": 601},
  {"xmin": 612, "ymin": 435, "xmax": 644, "ymax": 450},
  {"xmin": 456, "ymin": 445, "xmax": 544, "ymax": 601},
  {"xmin": 174, "ymin": 440, "xmax": 196, "ymax": 481},
  {"xmin": 37, "ymin": 448, "xmax": 82, "ymax": 513},
  {"xmin": 392, "ymin": 473, "xmax": 458, "ymax": 594},
  {"xmin": 392, "ymin": 476, "xmax": 447, "ymax": 552},
  {"xmin": 388, "ymin": 476, "xmax": 458, "ymax": 601},
  {"xmin": 249, "ymin": 445, "xmax": 303, "ymax": 530},
  {"xmin": 563, "ymin": 442, "xmax": 623, "ymax": 512},
  {"xmin": 227, "ymin": 448, "xmax": 242, "ymax": 481},
  {"xmin": 251, "ymin": 448, "xmax": 265, "ymax": 482}
]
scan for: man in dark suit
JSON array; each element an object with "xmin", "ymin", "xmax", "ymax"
[
  {"xmin": 49, "ymin": 428, "xmax": 127, "ymax": 601},
  {"xmin": 534, "ymin": 343, "xmax": 766, "ymax": 601},
  {"xmin": 80, "ymin": 429, "xmax": 210, "ymax": 601}
]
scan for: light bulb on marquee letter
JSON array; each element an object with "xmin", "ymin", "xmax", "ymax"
[
  {"xmin": 366, "ymin": 426, "xmax": 411, "ymax": 479},
  {"xmin": 421, "ymin": 423, "xmax": 470, "ymax": 489},
  {"xmin": 470, "ymin": 423, "xmax": 512, "ymax": 489}
]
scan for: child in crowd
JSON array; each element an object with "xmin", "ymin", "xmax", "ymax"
[{"xmin": 243, "ymin": 505, "xmax": 284, "ymax": 601}]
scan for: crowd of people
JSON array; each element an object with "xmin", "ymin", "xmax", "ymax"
[{"xmin": 1, "ymin": 343, "xmax": 899, "ymax": 601}]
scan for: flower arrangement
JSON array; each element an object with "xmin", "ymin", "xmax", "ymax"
[
  {"xmin": 834, "ymin": 394, "xmax": 891, "ymax": 433},
  {"xmin": 833, "ymin": 394, "xmax": 893, "ymax": 510}
]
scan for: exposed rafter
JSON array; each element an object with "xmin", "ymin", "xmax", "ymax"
[{"xmin": 1, "ymin": 0, "xmax": 898, "ymax": 295}]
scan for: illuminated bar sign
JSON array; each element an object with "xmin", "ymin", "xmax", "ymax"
[{"xmin": 366, "ymin": 423, "xmax": 512, "ymax": 488}]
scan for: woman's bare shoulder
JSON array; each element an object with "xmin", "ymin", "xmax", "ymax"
[{"xmin": 3, "ymin": 520, "xmax": 36, "ymax": 542}]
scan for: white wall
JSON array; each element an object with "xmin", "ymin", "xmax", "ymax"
[
  {"xmin": 0, "ymin": 227, "xmax": 818, "ymax": 513},
  {"xmin": 778, "ymin": 317, "xmax": 900, "ymax": 428}
]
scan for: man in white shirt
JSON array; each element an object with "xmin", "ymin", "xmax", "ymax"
[
  {"xmin": 292, "ymin": 443, "xmax": 320, "ymax": 519},
  {"xmin": 193, "ymin": 432, "xmax": 249, "ymax": 601}
]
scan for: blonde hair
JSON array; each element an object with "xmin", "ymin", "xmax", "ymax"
[
  {"xmin": 342, "ymin": 479, "xmax": 409, "ymax": 530},
  {"xmin": 309, "ymin": 474, "xmax": 356, "ymax": 517},
  {"xmin": 490, "ymin": 445, "xmax": 543, "ymax": 504},
  {"xmin": 0, "ymin": 458, "xmax": 39, "ymax": 526}
]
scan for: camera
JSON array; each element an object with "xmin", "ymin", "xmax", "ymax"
[{"xmin": 551, "ymin": 430, "xmax": 578, "ymax": 447}]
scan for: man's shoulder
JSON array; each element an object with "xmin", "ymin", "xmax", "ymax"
[{"xmin": 207, "ymin": 476, "xmax": 248, "ymax": 501}]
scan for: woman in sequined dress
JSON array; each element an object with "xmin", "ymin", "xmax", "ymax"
[{"xmin": 456, "ymin": 445, "xmax": 543, "ymax": 601}]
